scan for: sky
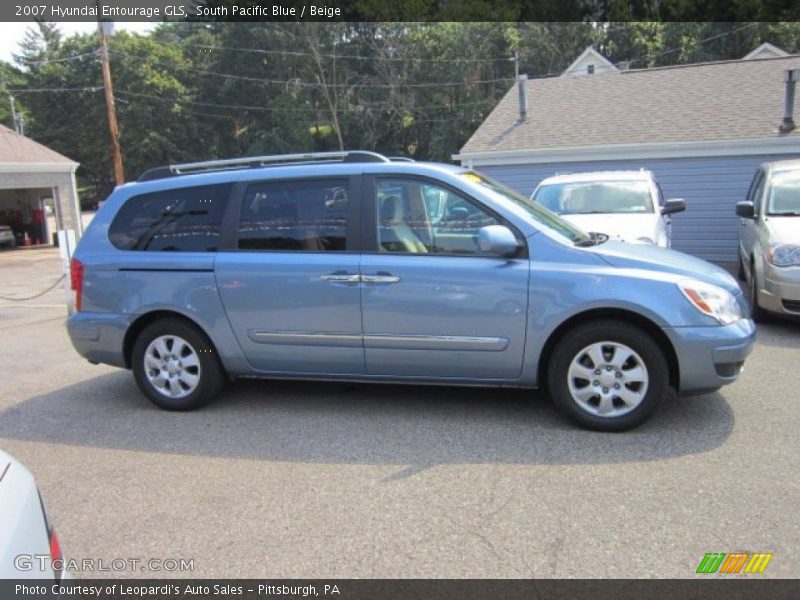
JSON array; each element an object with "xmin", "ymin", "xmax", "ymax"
[{"xmin": 0, "ymin": 22, "xmax": 153, "ymax": 64}]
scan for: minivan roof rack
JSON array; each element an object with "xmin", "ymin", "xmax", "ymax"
[{"xmin": 137, "ymin": 150, "xmax": 391, "ymax": 182}]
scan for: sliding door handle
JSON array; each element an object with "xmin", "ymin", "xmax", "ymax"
[
  {"xmin": 320, "ymin": 273, "xmax": 361, "ymax": 284},
  {"xmin": 362, "ymin": 273, "xmax": 400, "ymax": 284}
]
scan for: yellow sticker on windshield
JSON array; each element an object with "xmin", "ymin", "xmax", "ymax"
[{"xmin": 461, "ymin": 173, "xmax": 483, "ymax": 183}]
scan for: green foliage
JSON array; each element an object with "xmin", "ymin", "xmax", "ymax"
[{"xmin": 1, "ymin": 21, "xmax": 795, "ymax": 202}]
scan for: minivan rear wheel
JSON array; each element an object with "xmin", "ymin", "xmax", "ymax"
[
  {"xmin": 547, "ymin": 320, "xmax": 669, "ymax": 431},
  {"xmin": 132, "ymin": 318, "xmax": 223, "ymax": 410}
]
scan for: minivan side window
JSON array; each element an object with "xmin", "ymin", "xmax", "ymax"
[
  {"xmin": 238, "ymin": 179, "xmax": 349, "ymax": 251},
  {"xmin": 109, "ymin": 184, "xmax": 232, "ymax": 252},
  {"xmin": 375, "ymin": 178, "xmax": 500, "ymax": 256}
]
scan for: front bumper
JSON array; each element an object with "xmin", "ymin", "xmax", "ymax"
[
  {"xmin": 662, "ymin": 318, "xmax": 756, "ymax": 394},
  {"xmin": 66, "ymin": 312, "xmax": 135, "ymax": 369},
  {"xmin": 760, "ymin": 263, "xmax": 800, "ymax": 317}
]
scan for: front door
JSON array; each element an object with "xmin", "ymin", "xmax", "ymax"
[
  {"xmin": 360, "ymin": 176, "xmax": 530, "ymax": 380},
  {"xmin": 216, "ymin": 177, "xmax": 365, "ymax": 375}
]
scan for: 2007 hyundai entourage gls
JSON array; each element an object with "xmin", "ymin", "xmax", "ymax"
[{"xmin": 67, "ymin": 151, "xmax": 755, "ymax": 431}]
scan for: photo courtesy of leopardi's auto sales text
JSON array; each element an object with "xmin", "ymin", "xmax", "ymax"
[{"xmin": 1, "ymin": 0, "xmax": 799, "ymax": 599}]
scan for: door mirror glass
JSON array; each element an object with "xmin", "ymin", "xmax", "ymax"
[
  {"xmin": 661, "ymin": 198, "xmax": 686, "ymax": 215},
  {"xmin": 735, "ymin": 201, "xmax": 755, "ymax": 219},
  {"xmin": 478, "ymin": 225, "xmax": 520, "ymax": 257}
]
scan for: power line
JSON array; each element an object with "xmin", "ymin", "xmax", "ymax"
[
  {"xmin": 15, "ymin": 51, "xmax": 99, "ymax": 65},
  {"xmin": 617, "ymin": 22, "xmax": 760, "ymax": 69},
  {"xmin": 8, "ymin": 86, "xmax": 102, "ymax": 93},
  {"xmin": 115, "ymin": 89, "xmax": 306, "ymax": 112},
  {"xmin": 108, "ymin": 51, "xmax": 512, "ymax": 89},
  {"xmin": 114, "ymin": 89, "xmax": 499, "ymax": 114},
  {"xmin": 157, "ymin": 39, "xmax": 510, "ymax": 63}
]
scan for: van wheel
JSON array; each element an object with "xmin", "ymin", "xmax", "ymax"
[
  {"xmin": 547, "ymin": 321, "xmax": 669, "ymax": 431},
  {"xmin": 132, "ymin": 319, "xmax": 223, "ymax": 410}
]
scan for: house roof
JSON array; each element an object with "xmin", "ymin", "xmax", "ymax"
[
  {"xmin": 562, "ymin": 46, "xmax": 619, "ymax": 77},
  {"xmin": 743, "ymin": 42, "xmax": 789, "ymax": 60},
  {"xmin": 459, "ymin": 55, "xmax": 800, "ymax": 159},
  {"xmin": 0, "ymin": 124, "xmax": 77, "ymax": 168}
]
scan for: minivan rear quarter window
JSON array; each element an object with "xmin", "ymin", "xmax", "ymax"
[{"xmin": 109, "ymin": 184, "xmax": 232, "ymax": 252}]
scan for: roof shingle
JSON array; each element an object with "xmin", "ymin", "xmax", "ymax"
[
  {"xmin": 0, "ymin": 123, "xmax": 76, "ymax": 165},
  {"xmin": 460, "ymin": 55, "xmax": 800, "ymax": 155}
]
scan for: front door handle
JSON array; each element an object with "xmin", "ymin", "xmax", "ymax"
[
  {"xmin": 320, "ymin": 272, "xmax": 361, "ymax": 284},
  {"xmin": 362, "ymin": 273, "xmax": 400, "ymax": 284}
]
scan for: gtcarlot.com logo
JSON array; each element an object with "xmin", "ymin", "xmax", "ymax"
[
  {"xmin": 696, "ymin": 552, "xmax": 773, "ymax": 574},
  {"xmin": 15, "ymin": 555, "xmax": 195, "ymax": 573}
]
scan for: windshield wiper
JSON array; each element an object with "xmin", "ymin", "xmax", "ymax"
[{"xmin": 768, "ymin": 211, "xmax": 800, "ymax": 216}]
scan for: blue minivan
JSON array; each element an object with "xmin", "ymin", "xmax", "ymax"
[{"xmin": 67, "ymin": 151, "xmax": 755, "ymax": 430}]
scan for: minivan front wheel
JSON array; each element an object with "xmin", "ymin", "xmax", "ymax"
[
  {"xmin": 132, "ymin": 319, "xmax": 223, "ymax": 410},
  {"xmin": 547, "ymin": 321, "xmax": 669, "ymax": 431}
]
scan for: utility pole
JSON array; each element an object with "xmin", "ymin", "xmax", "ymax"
[
  {"xmin": 9, "ymin": 96, "xmax": 26, "ymax": 135},
  {"xmin": 97, "ymin": 15, "xmax": 124, "ymax": 185},
  {"xmin": 9, "ymin": 95, "xmax": 19, "ymax": 134}
]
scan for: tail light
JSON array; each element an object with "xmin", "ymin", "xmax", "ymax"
[
  {"xmin": 38, "ymin": 491, "xmax": 63, "ymax": 583},
  {"xmin": 70, "ymin": 258, "xmax": 84, "ymax": 312},
  {"xmin": 49, "ymin": 529, "xmax": 63, "ymax": 582}
]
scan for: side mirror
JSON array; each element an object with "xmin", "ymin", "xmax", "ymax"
[
  {"xmin": 478, "ymin": 225, "xmax": 521, "ymax": 257},
  {"xmin": 735, "ymin": 201, "xmax": 755, "ymax": 219},
  {"xmin": 661, "ymin": 198, "xmax": 686, "ymax": 215}
]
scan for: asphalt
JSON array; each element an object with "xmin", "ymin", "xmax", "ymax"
[{"xmin": 0, "ymin": 246, "xmax": 798, "ymax": 579}]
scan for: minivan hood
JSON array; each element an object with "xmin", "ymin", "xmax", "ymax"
[
  {"xmin": 591, "ymin": 241, "xmax": 740, "ymax": 292},
  {"xmin": 562, "ymin": 213, "xmax": 657, "ymax": 243},
  {"xmin": 766, "ymin": 216, "xmax": 800, "ymax": 244}
]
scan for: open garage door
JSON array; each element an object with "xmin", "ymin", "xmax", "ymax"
[{"xmin": 0, "ymin": 188, "xmax": 52, "ymax": 247}]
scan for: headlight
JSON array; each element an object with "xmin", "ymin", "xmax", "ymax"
[
  {"xmin": 678, "ymin": 279, "xmax": 743, "ymax": 325},
  {"xmin": 767, "ymin": 244, "xmax": 800, "ymax": 267}
]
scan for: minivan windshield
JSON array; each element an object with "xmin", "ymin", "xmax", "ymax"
[
  {"xmin": 768, "ymin": 170, "xmax": 800, "ymax": 216},
  {"xmin": 461, "ymin": 172, "xmax": 592, "ymax": 245},
  {"xmin": 533, "ymin": 180, "xmax": 654, "ymax": 215}
]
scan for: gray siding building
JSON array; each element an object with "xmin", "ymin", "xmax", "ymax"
[{"xmin": 456, "ymin": 50, "xmax": 800, "ymax": 263}]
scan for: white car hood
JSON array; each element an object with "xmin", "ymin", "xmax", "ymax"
[
  {"xmin": 766, "ymin": 217, "xmax": 800, "ymax": 244},
  {"xmin": 560, "ymin": 213, "xmax": 659, "ymax": 243}
]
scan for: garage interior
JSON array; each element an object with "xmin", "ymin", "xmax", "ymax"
[
  {"xmin": 0, "ymin": 188, "xmax": 53, "ymax": 247},
  {"xmin": 0, "ymin": 123, "xmax": 82, "ymax": 253}
]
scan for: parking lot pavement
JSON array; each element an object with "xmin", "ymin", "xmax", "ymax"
[{"xmin": 1, "ymin": 248, "xmax": 798, "ymax": 579}]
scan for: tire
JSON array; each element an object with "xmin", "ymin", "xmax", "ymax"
[
  {"xmin": 131, "ymin": 318, "xmax": 224, "ymax": 410},
  {"xmin": 737, "ymin": 256, "xmax": 746, "ymax": 281},
  {"xmin": 547, "ymin": 320, "xmax": 669, "ymax": 432},
  {"xmin": 747, "ymin": 261, "xmax": 767, "ymax": 322}
]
